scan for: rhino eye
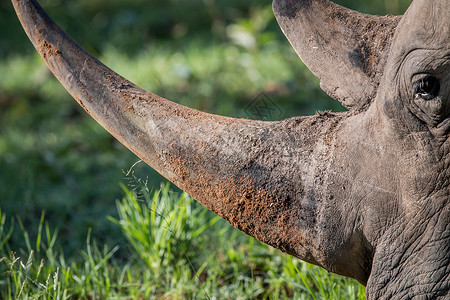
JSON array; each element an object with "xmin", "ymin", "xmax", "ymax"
[{"xmin": 413, "ymin": 76, "xmax": 440, "ymax": 100}]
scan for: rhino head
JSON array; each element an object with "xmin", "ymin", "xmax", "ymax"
[{"xmin": 12, "ymin": 0, "xmax": 449, "ymax": 298}]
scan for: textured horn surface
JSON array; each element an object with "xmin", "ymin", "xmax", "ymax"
[{"xmin": 273, "ymin": 0, "xmax": 401, "ymax": 111}]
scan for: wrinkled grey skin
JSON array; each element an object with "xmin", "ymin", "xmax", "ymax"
[{"xmin": 12, "ymin": 0, "xmax": 449, "ymax": 298}]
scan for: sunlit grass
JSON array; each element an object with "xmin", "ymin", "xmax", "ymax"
[{"xmin": 0, "ymin": 178, "xmax": 365, "ymax": 299}]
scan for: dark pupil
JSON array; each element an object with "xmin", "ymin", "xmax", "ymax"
[{"xmin": 413, "ymin": 76, "xmax": 440, "ymax": 100}]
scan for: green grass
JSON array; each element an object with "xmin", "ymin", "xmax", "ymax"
[{"xmin": 0, "ymin": 177, "xmax": 365, "ymax": 299}]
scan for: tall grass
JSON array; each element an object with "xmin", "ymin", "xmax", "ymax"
[{"xmin": 0, "ymin": 177, "xmax": 365, "ymax": 299}]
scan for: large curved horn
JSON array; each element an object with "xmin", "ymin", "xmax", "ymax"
[
  {"xmin": 12, "ymin": 0, "xmax": 365, "ymax": 282},
  {"xmin": 273, "ymin": 0, "xmax": 401, "ymax": 111}
]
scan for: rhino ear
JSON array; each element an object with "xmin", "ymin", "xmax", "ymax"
[{"xmin": 273, "ymin": 0, "xmax": 401, "ymax": 112}]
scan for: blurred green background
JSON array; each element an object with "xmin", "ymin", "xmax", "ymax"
[{"xmin": 0, "ymin": 0, "xmax": 410, "ymax": 279}]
